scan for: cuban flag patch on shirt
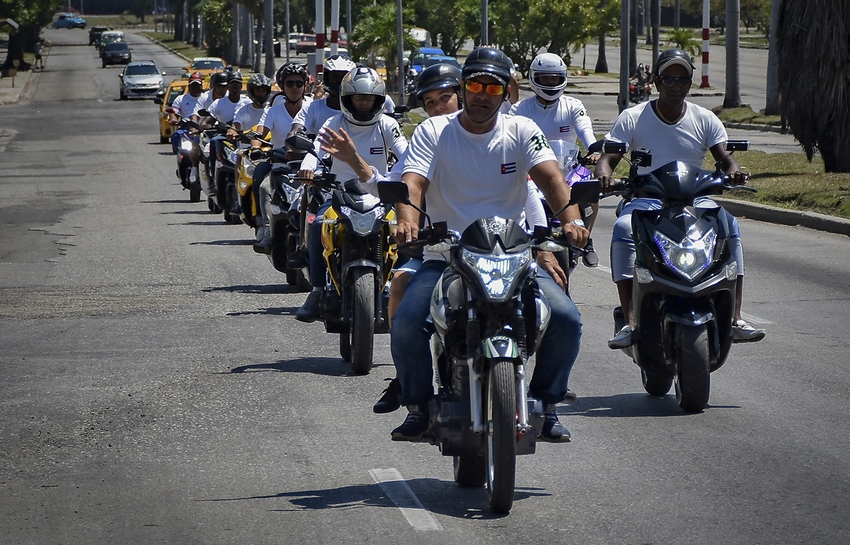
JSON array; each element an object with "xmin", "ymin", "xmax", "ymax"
[
  {"xmin": 370, "ymin": 147, "xmax": 385, "ymax": 155},
  {"xmin": 559, "ymin": 126, "xmax": 572, "ymax": 133},
  {"xmin": 501, "ymin": 162, "xmax": 517, "ymax": 174}
]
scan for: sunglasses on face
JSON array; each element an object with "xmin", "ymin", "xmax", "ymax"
[
  {"xmin": 285, "ymin": 80, "xmax": 305, "ymax": 88},
  {"xmin": 464, "ymin": 79, "xmax": 505, "ymax": 96},
  {"xmin": 660, "ymin": 75, "xmax": 692, "ymax": 87}
]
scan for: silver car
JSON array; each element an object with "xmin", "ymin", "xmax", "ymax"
[{"xmin": 119, "ymin": 61, "xmax": 165, "ymax": 100}]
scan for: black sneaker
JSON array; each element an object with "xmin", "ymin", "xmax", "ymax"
[
  {"xmin": 253, "ymin": 238, "xmax": 272, "ymax": 255},
  {"xmin": 539, "ymin": 405, "xmax": 571, "ymax": 443},
  {"xmin": 286, "ymin": 247, "xmax": 308, "ymax": 270},
  {"xmin": 295, "ymin": 291, "xmax": 322, "ymax": 323},
  {"xmin": 391, "ymin": 407, "xmax": 430, "ymax": 441},
  {"xmin": 582, "ymin": 238, "xmax": 599, "ymax": 268},
  {"xmin": 373, "ymin": 378, "xmax": 402, "ymax": 414}
]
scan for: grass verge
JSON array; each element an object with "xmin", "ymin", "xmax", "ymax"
[{"xmin": 140, "ymin": 32, "xmax": 207, "ymax": 63}]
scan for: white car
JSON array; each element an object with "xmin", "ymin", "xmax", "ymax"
[{"xmin": 119, "ymin": 61, "xmax": 165, "ymax": 100}]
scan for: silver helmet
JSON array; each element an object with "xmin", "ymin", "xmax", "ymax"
[{"xmin": 339, "ymin": 66, "xmax": 386, "ymax": 126}]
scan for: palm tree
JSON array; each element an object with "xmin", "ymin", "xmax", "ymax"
[
  {"xmin": 777, "ymin": 0, "xmax": 850, "ymax": 172},
  {"xmin": 350, "ymin": 3, "xmax": 417, "ymax": 93},
  {"xmin": 723, "ymin": 0, "xmax": 742, "ymax": 108},
  {"xmin": 764, "ymin": 0, "xmax": 780, "ymax": 115}
]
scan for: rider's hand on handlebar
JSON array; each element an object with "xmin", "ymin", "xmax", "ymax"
[
  {"xmin": 296, "ymin": 169, "xmax": 316, "ymax": 187},
  {"xmin": 560, "ymin": 223, "xmax": 589, "ymax": 249},
  {"xmin": 393, "ymin": 219, "xmax": 419, "ymax": 246},
  {"xmin": 731, "ymin": 170, "xmax": 751, "ymax": 186},
  {"xmin": 599, "ymin": 174, "xmax": 618, "ymax": 193}
]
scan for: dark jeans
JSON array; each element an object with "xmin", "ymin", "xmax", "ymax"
[
  {"xmin": 309, "ymin": 201, "xmax": 332, "ymax": 288},
  {"xmin": 390, "ymin": 260, "xmax": 582, "ymax": 407}
]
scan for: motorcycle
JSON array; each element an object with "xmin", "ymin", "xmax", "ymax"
[
  {"xmin": 288, "ymin": 133, "xmax": 398, "ymax": 375},
  {"xmin": 215, "ymin": 136, "xmax": 242, "ymax": 224},
  {"xmin": 629, "ymin": 81, "xmax": 649, "ymax": 104},
  {"xmin": 168, "ymin": 114, "xmax": 202, "ymax": 203},
  {"xmin": 604, "ymin": 140, "xmax": 755, "ymax": 412},
  {"xmin": 376, "ymin": 179, "xmax": 598, "ymax": 514}
]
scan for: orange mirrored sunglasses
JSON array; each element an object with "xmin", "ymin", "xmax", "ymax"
[{"xmin": 464, "ymin": 79, "xmax": 505, "ymax": 96}]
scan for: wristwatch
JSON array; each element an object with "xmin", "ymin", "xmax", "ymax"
[{"xmin": 570, "ymin": 219, "xmax": 585, "ymax": 227}]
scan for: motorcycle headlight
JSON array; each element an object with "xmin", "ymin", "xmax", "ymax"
[
  {"xmin": 241, "ymin": 158, "xmax": 260, "ymax": 178},
  {"xmin": 460, "ymin": 247, "xmax": 531, "ymax": 301},
  {"xmin": 339, "ymin": 205, "xmax": 385, "ymax": 236},
  {"xmin": 654, "ymin": 228, "xmax": 717, "ymax": 281},
  {"xmin": 180, "ymin": 139, "xmax": 194, "ymax": 152}
]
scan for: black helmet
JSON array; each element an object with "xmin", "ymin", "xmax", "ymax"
[
  {"xmin": 210, "ymin": 71, "xmax": 228, "ymax": 88},
  {"xmin": 247, "ymin": 73, "xmax": 272, "ymax": 105},
  {"xmin": 226, "ymin": 70, "xmax": 243, "ymax": 84},
  {"xmin": 462, "ymin": 47, "xmax": 513, "ymax": 86},
  {"xmin": 653, "ymin": 48, "xmax": 695, "ymax": 78},
  {"xmin": 415, "ymin": 63, "xmax": 462, "ymax": 100},
  {"xmin": 275, "ymin": 62, "xmax": 308, "ymax": 89}
]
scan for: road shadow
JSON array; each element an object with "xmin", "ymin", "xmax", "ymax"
[
  {"xmin": 561, "ymin": 393, "xmax": 741, "ymax": 417},
  {"xmin": 197, "ymin": 478, "xmax": 549, "ymax": 520},
  {"xmin": 229, "ymin": 357, "xmax": 394, "ymax": 376},
  {"xmin": 205, "ymin": 283, "xmax": 299, "ymax": 296},
  {"xmin": 191, "ymin": 238, "xmax": 255, "ymax": 246},
  {"xmin": 144, "ymin": 199, "xmax": 199, "ymax": 205}
]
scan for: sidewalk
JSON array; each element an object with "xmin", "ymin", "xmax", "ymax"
[{"xmin": 0, "ymin": 61, "xmax": 33, "ymax": 105}]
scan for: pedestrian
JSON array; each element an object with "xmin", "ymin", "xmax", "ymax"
[{"xmin": 34, "ymin": 39, "xmax": 44, "ymax": 70}]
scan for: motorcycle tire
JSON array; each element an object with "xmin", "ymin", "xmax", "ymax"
[
  {"xmin": 453, "ymin": 454, "xmax": 486, "ymax": 488},
  {"xmin": 641, "ymin": 368, "xmax": 673, "ymax": 396},
  {"xmin": 674, "ymin": 324, "xmax": 711, "ymax": 413},
  {"xmin": 349, "ymin": 268, "xmax": 375, "ymax": 375},
  {"xmin": 339, "ymin": 331, "xmax": 351, "ymax": 362},
  {"xmin": 485, "ymin": 359, "xmax": 517, "ymax": 514},
  {"xmin": 208, "ymin": 198, "xmax": 221, "ymax": 214}
]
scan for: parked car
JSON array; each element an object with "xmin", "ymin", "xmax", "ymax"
[
  {"xmin": 89, "ymin": 26, "xmax": 109, "ymax": 46},
  {"xmin": 294, "ymin": 34, "xmax": 317, "ymax": 53},
  {"xmin": 119, "ymin": 60, "xmax": 165, "ymax": 100},
  {"xmin": 101, "ymin": 42, "xmax": 132, "ymax": 67},
  {"xmin": 409, "ymin": 47, "xmax": 445, "ymax": 76},
  {"xmin": 183, "ymin": 56, "xmax": 227, "ymax": 77},
  {"xmin": 53, "ymin": 13, "xmax": 86, "ymax": 29}
]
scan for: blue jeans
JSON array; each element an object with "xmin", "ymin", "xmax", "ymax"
[
  {"xmin": 390, "ymin": 260, "xmax": 582, "ymax": 407},
  {"xmin": 309, "ymin": 201, "xmax": 332, "ymax": 288}
]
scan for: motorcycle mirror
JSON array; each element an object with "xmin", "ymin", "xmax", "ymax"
[
  {"xmin": 197, "ymin": 109, "xmax": 210, "ymax": 117},
  {"xmin": 394, "ymin": 105, "xmax": 409, "ymax": 114},
  {"xmin": 587, "ymin": 140, "xmax": 604, "ymax": 154},
  {"xmin": 602, "ymin": 141, "xmax": 628, "ymax": 155},
  {"xmin": 631, "ymin": 148, "xmax": 653, "ymax": 168},
  {"xmin": 726, "ymin": 140, "xmax": 749, "ymax": 152},
  {"xmin": 566, "ymin": 179, "xmax": 602, "ymax": 206},
  {"xmin": 376, "ymin": 180, "xmax": 410, "ymax": 205}
]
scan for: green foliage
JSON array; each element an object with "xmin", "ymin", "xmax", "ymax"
[
  {"xmin": 0, "ymin": 0, "xmax": 64, "ymax": 30},
  {"xmin": 350, "ymin": 3, "xmax": 418, "ymax": 84},
  {"xmin": 201, "ymin": 0, "xmax": 233, "ymax": 59},
  {"xmin": 666, "ymin": 27, "xmax": 700, "ymax": 57}
]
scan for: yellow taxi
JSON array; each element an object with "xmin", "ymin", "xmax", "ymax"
[
  {"xmin": 183, "ymin": 56, "xmax": 227, "ymax": 77},
  {"xmin": 154, "ymin": 77, "xmax": 211, "ymax": 143}
]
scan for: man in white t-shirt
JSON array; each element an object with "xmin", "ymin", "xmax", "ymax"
[
  {"xmin": 511, "ymin": 52, "xmax": 601, "ymax": 267},
  {"xmin": 188, "ymin": 71, "xmax": 227, "ymax": 185},
  {"xmin": 204, "ymin": 70, "xmax": 251, "ymax": 190},
  {"xmin": 595, "ymin": 48, "xmax": 765, "ymax": 349},
  {"xmin": 168, "ymin": 72, "xmax": 204, "ymax": 154},
  {"xmin": 390, "ymin": 48, "xmax": 588, "ymax": 444}
]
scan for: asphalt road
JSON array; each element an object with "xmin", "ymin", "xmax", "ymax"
[{"xmin": 2, "ymin": 29, "xmax": 850, "ymax": 545}]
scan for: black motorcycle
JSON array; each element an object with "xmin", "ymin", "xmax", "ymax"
[
  {"xmin": 377, "ymin": 180, "xmax": 597, "ymax": 514},
  {"xmin": 604, "ymin": 141, "xmax": 755, "ymax": 412}
]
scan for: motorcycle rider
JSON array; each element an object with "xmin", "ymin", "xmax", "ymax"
[
  {"xmin": 204, "ymin": 70, "xmax": 251, "ymax": 189},
  {"xmin": 189, "ymin": 71, "xmax": 228, "ymax": 186},
  {"xmin": 285, "ymin": 55, "xmax": 358, "ymax": 268},
  {"xmin": 510, "ymin": 52, "xmax": 601, "ymax": 267},
  {"xmin": 293, "ymin": 66, "xmax": 409, "ymax": 322},
  {"xmin": 595, "ymin": 48, "xmax": 766, "ymax": 349},
  {"xmin": 390, "ymin": 47, "xmax": 588, "ymax": 443},
  {"xmin": 168, "ymin": 72, "xmax": 204, "ymax": 155},
  {"xmin": 250, "ymin": 63, "xmax": 313, "ymax": 254}
]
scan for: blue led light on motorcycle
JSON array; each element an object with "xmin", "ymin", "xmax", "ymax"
[{"xmin": 654, "ymin": 229, "xmax": 716, "ymax": 281}]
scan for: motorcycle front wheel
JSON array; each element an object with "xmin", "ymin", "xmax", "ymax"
[
  {"xmin": 674, "ymin": 324, "xmax": 711, "ymax": 412},
  {"xmin": 349, "ymin": 268, "xmax": 375, "ymax": 375},
  {"xmin": 485, "ymin": 359, "xmax": 517, "ymax": 514},
  {"xmin": 453, "ymin": 454, "xmax": 485, "ymax": 488},
  {"xmin": 641, "ymin": 368, "xmax": 673, "ymax": 396}
]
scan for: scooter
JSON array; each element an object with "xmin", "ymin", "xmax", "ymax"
[
  {"xmin": 169, "ymin": 114, "xmax": 202, "ymax": 203},
  {"xmin": 603, "ymin": 140, "xmax": 756, "ymax": 412}
]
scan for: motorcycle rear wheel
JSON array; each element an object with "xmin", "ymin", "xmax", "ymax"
[
  {"xmin": 339, "ymin": 332, "xmax": 351, "ymax": 362},
  {"xmin": 674, "ymin": 324, "xmax": 711, "ymax": 412},
  {"xmin": 485, "ymin": 359, "xmax": 517, "ymax": 514},
  {"xmin": 350, "ymin": 269, "xmax": 375, "ymax": 375},
  {"xmin": 189, "ymin": 181, "xmax": 201, "ymax": 203},
  {"xmin": 453, "ymin": 454, "xmax": 486, "ymax": 488},
  {"xmin": 641, "ymin": 368, "xmax": 673, "ymax": 396}
]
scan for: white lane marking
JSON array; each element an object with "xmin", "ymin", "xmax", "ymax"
[{"xmin": 369, "ymin": 468, "xmax": 443, "ymax": 531}]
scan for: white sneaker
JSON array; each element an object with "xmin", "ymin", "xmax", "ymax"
[
  {"xmin": 189, "ymin": 167, "xmax": 198, "ymax": 183},
  {"xmin": 608, "ymin": 325, "xmax": 635, "ymax": 349},
  {"xmin": 732, "ymin": 320, "xmax": 765, "ymax": 343}
]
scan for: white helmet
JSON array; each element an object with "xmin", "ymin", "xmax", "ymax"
[
  {"xmin": 340, "ymin": 66, "xmax": 386, "ymax": 126},
  {"xmin": 529, "ymin": 52, "xmax": 568, "ymax": 101},
  {"xmin": 323, "ymin": 54, "xmax": 357, "ymax": 95}
]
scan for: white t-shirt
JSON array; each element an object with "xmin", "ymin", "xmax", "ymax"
[
  {"xmin": 605, "ymin": 101, "xmax": 727, "ymax": 175},
  {"xmin": 171, "ymin": 92, "xmax": 201, "ymax": 120},
  {"xmin": 192, "ymin": 89, "xmax": 219, "ymax": 117},
  {"xmin": 233, "ymin": 103, "xmax": 267, "ymax": 131},
  {"xmin": 258, "ymin": 96, "xmax": 313, "ymax": 148},
  {"xmin": 383, "ymin": 95, "xmax": 397, "ymax": 115},
  {"xmin": 292, "ymin": 98, "xmax": 340, "ymax": 134},
  {"xmin": 208, "ymin": 95, "xmax": 252, "ymax": 124},
  {"xmin": 510, "ymin": 95, "xmax": 596, "ymax": 154},
  {"xmin": 403, "ymin": 111, "xmax": 555, "ymax": 258},
  {"xmin": 301, "ymin": 114, "xmax": 409, "ymax": 193}
]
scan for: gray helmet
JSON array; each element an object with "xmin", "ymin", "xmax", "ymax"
[
  {"xmin": 415, "ymin": 62, "xmax": 462, "ymax": 100},
  {"xmin": 275, "ymin": 62, "xmax": 308, "ymax": 89},
  {"xmin": 339, "ymin": 66, "xmax": 386, "ymax": 126},
  {"xmin": 247, "ymin": 73, "xmax": 272, "ymax": 105},
  {"xmin": 462, "ymin": 47, "xmax": 513, "ymax": 89},
  {"xmin": 653, "ymin": 49, "xmax": 695, "ymax": 78}
]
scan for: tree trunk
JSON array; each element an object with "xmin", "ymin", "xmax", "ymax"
[
  {"xmin": 629, "ymin": 0, "xmax": 638, "ymax": 73},
  {"xmin": 651, "ymin": 0, "xmax": 660, "ymax": 64},
  {"xmin": 722, "ymin": 0, "xmax": 742, "ymax": 108},
  {"xmin": 263, "ymin": 0, "xmax": 275, "ymax": 77},
  {"xmin": 231, "ymin": 0, "xmax": 240, "ymax": 67},
  {"xmin": 764, "ymin": 0, "xmax": 781, "ymax": 115},
  {"xmin": 1, "ymin": 31, "xmax": 31, "ymax": 72},
  {"xmin": 595, "ymin": 31, "xmax": 608, "ymax": 73},
  {"xmin": 674, "ymin": 0, "xmax": 680, "ymax": 29}
]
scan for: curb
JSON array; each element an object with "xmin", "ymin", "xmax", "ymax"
[
  {"xmin": 0, "ymin": 66, "xmax": 33, "ymax": 105},
  {"xmin": 716, "ymin": 198, "xmax": 850, "ymax": 237}
]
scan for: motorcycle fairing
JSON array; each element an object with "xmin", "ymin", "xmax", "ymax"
[{"xmin": 633, "ymin": 161, "xmax": 725, "ymax": 204}]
